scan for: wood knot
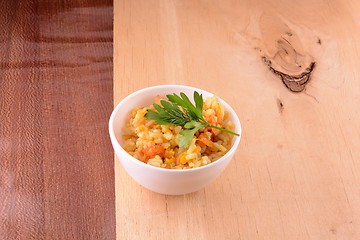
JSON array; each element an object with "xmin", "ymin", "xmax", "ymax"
[{"xmin": 257, "ymin": 14, "xmax": 316, "ymax": 92}]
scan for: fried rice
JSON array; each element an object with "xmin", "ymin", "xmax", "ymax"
[{"xmin": 121, "ymin": 95, "xmax": 235, "ymax": 169}]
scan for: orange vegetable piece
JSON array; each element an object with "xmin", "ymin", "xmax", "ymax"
[
  {"xmin": 149, "ymin": 96, "xmax": 165, "ymax": 111},
  {"xmin": 142, "ymin": 145, "xmax": 165, "ymax": 160},
  {"xmin": 204, "ymin": 113, "xmax": 220, "ymax": 134},
  {"xmin": 153, "ymin": 95, "xmax": 164, "ymax": 105},
  {"xmin": 204, "ymin": 114, "xmax": 217, "ymax": 125},
  {"xmin": 197, "ymin": 140, "xmax": 206, "ymax": 147}
]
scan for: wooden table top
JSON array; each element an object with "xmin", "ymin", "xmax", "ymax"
[
  {"xmin": 2, "ymin": 0, "xmax": 360, "ymax": 239},
  {"xmin": 115, "ymin": 0, "xmax": 360, "ymax": 239},
  {"xmin": 0, "ymin": 0, "xmax": 115, "ymax": 239}
]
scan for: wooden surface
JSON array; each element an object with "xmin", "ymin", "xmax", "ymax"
[
  {"xmin": 114, "ymin": 0, "xmax": 360, "ymax": 239},
  {"xmin": 0, "ymin": 0, "xmax": 115, "ymax": 239}
]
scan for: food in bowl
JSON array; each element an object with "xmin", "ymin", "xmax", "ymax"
[
  {"xmin": 109, "ymin": 85, "xmax": 242, "ymax": 195},
  {"xmin": 121, "ymin": 91, "xmax": 239, "ymax": 169}
]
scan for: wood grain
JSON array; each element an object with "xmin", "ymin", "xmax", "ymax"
[
  {"xmin": 114, "ymin": 0, "xmax": 360, "ymax": 239},
  {"xmin": 0, "ymin": 0, "xmax": 115, "ymax": 239}
]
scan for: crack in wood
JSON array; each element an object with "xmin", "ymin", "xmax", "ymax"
[{"xmin": 277, "ymin": 98, "xmax": 284, "ymax": 113}]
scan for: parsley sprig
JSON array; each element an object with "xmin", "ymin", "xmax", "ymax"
[{"xmin": 144, "ymin": 91, "xmax": 239, "ymax": 148}]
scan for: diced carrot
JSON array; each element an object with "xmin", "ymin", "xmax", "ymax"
[
  {"xmin": 204, "ymin": 113, "xmax": 220, "ymax": 134},
  {"xmin": 204, "ymin": 127, "xmax": 217, "ymax": 135},
  {"xmin": 139, "ymin": 152, "xmax": 147, "ymax": 163},
  {"xmin": 149, "ymin": 96, "xmax": 165, "ymax": 111},
  {"xmin": 204, "ymin": 114, "xmax": 217, "ymax": 126},
  {"xmin": 142, "ymin": 145, "xmax": 165, "ymax": 160},
  {"xmin": 197, "ymin": 140, "xmax": 206, "ymax": 147},
  {"xmin": 153, "ymin": 95, "xmax": 164, "ymax": 105}
]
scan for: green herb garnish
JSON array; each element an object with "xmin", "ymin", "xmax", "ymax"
[{"xmin": 144, "ymin": 91, "xmax": 239, "ymax": 148}]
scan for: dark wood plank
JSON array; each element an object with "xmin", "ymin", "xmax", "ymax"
[{"xmin": 0, "ymin": 0, "xmax": 115, "ymax": 239}]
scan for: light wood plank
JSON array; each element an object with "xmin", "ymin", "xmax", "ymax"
[{"xmin": 114, "ymin": 0, "xmax": 360, "ymax": 239}]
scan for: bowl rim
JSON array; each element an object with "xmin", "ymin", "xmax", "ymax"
[{"xmin": 109, "ymin": 84, "xmax": 241, "ymax": 173}]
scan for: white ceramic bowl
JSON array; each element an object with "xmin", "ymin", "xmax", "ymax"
[{"xmin": 109, "ymin": 85, "xmax": 241, "ymax": 195}]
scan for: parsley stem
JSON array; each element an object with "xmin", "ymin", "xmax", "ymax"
[{"xmin": 208, "ymin": 124, "xmax": 240, "ymax": 136}]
